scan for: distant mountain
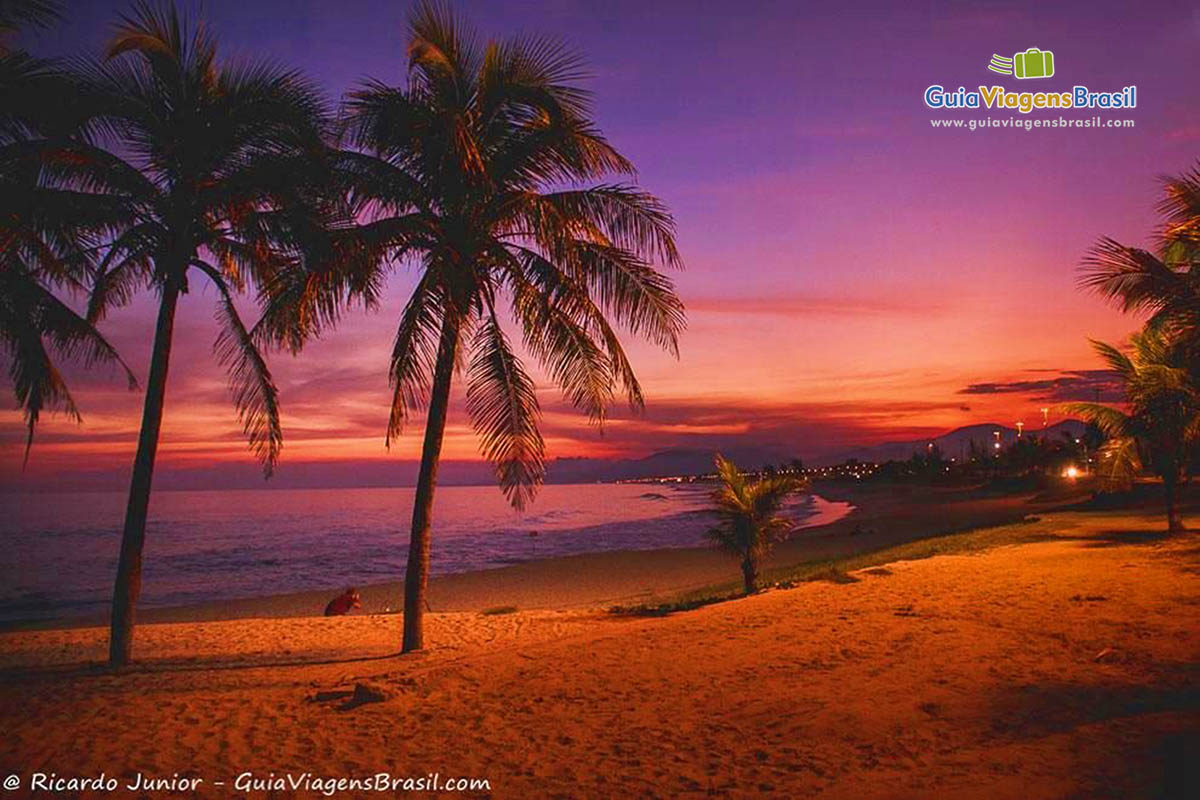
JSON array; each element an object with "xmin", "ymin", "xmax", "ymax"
[
  {"xmin": 545, "ymin": 444, "xmax": 796, "ymax": 484},
  {"xmin": 20, "ymin": 421, "xmax": 1091, "ymax": 493},
  {"xmin": 543, "ymin": 421, "xmax": 1093, "ymax": 482},
  {"xmin": 820, "ymin": 420, "xmax": 1089, "ymax": 465}
]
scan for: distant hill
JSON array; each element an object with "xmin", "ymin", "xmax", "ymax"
[
  {"xmin": 543, "ymin": 421, "xmax": 1092, "ymax": 483},
  {"xmin": 545, "ymin": 444, "xmax": 795, "ymax": 484},
  {"xmin": 821, "ymin": 420, "xmax": 1089, "ymax": 465},
  {"xmin": 27, "ymin": 422, "xmax": 1088, "ymax": 492}
]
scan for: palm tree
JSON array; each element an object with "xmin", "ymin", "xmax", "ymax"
[
  {"xmin": 0, "ymin": 0, "xmax": 61, "ymax": 48},
  {"xmin": 707, "ymin": 454, "xmax": 808, "ymax": 594},
  {"xmin": 1063, "ymin": 328, "xmax": 1200, "ymax": 532},
  {"xmin": 1079, "ymin": 163, "xmax": 1200, "ymax": 345},
  {"xmin": 0, "ymin": 0, "xmax": 135, "ymax": 455},
  {"xmin": 1161, "ymin": 163, "xmax": 1200, "ymax": 254},
  {"xmin": 0, "ymin": 176, "xmax": 135, "ymax": 456},
  {"xmin": 262, "ymin": 2, "xmax": 684, "ymax": 652},
  {"xmin": 33, "ymin": 2, "xmax": 343, "ymax": 666}
]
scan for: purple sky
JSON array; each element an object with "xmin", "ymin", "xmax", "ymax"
[{"xmin": 5, "ymin": 0, "xmax": 1199, "ymax": 489}]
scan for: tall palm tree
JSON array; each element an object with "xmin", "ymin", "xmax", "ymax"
[
  {"xmin": 1079, "ymin": 163, "xmax": 1200, "ymax": 344},
  {"xmin": 0, "ymin": 0, "xmax": 61, "ymax": 49},
  {"xmin": 1063, "ymin": 328, "xmax": 1200, "ymax": 532},
  {"xmin": 0, "ymin": 0, "xmax": 134, "ymax": 455},
  {"xmin": 32, "ymin": 2, "xmax": 343, "ymax": 666},
  {"xmin": 262, "ymin": 2, "xmax": 685, "ymax": 652},
  {"xmin": 707, "ymin": 454, "xmax": 808, "ymax": 594},
  {"xmin": 0, "ymin": 164, "xmax": 135, "ymax": 457}
]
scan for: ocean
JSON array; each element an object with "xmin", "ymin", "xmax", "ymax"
[{"xmin": 1, "ymin": 483, "xmax": 851, "ymax": 622}]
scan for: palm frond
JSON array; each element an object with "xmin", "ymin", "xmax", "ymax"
[
  {"xmin": 1087, "ymin": 338, "xmax": 1135, "ymax": 381},
  {"xmin": 253, "ymin": 239, "xmax": 384, "ymax": 353},
  {"xmin": 1060, "ymin": 401, "xmax": 1132, "ymax": 438},
  {"xmin": 1158, "ymin": 162, "xmax": 1200, "ymax": 248},
  {"xmin": 500, "ymin": 247, "xmax": 614, "ymax": 422},
  {"xmin": 1097, "ymin": 435, "xmax": 1141, "ymax": 490},
  {"xmin": 0, "ymin": 50, "xmax": 81, "ymax": 139},
  {"xmin": 386, "ymin": 271, "xmax": 442, "ymax": 445},
  {"xmin": 711, "ymin": 453, "xmax": 748, "ymax": 511},
  {"xmin": 197, "ymin": 262, "xmax": 282, "ymax": 475},
  {"xmin": 569, "ymin": 241, "xmax": 685, "ymax": 356},
  {"xmin": 1064, "ymin": 324, "xmax": 1200, "ymax": 493},
  {"xmin": 1079, "ymin": 236, "xmax": 1193, "ymax": 317},
  {"xmin": 464, "ymin": 312, "xmax": 544, "ymax": 510},
  {"xmin": 106, "ymin": 1, "xmax": 215, "ymax": 88},
  {"xmin": 0, "ymin": 264, "xmax": 135, "ymax": 458},
  {"xmin": 406, "ymin": 0, "xmax": 480, "ymax": 102},
  {"xmin": 0, "ymin": 0, "xmax": 60, "ymax": 47},
  {"xmin": 530, "ymin": 186, "xmax": 681, "ymax": 268},
  {"xmin": 478, "ymin": 33, "xmax": 591, "ymax": 125},
  {"xmin": 707, "ymin": 454, "xmax": 807, "ymax": 562}
]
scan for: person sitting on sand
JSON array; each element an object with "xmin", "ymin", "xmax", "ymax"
[{"xmin": 324, "ymin": 588, "xmax": 361, "ymax": 616}]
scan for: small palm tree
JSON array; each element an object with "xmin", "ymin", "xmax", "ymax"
[
  {"xmin": 263, "ymin": 2, "xmax": 684, "ymax": 652},
  {"xmin": 35, "ymin": 2, "xmax": 345, "ymax": 666},
  {"xmin": 707, "ymin": 454, "xmax": 809, "ymax": 594},
  {"xmin": 1063, "ymin": 328, "xmax": 1200, "ymax": 532}
]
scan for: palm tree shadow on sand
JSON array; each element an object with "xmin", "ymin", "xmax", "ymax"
[
  {"xmin": 1075, "ymin": 528, "xmax": 1187, "ymax": 548},
  {"xmin": 984, "ymin": 682, "xmax": 1200, "ymax": 798},
  {"xmin": 0, "ymin": 649, "xmax": 414, "ymax": 684}
]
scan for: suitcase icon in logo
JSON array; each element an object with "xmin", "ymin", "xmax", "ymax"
[{"xmin": 1013, "ymin": 48, "xmax": 1054, "ymax": 79}]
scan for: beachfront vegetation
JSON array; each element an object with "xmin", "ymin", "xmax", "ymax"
[
  {"xmin": 265, "ymin": 2, "xmax": 684, "ymax": 652},
  {"xmin": 3, "ymin": 0, "xmax": 1195, "ymax": 667},
  {"xmin": 1073, "ymin": 163, "xmax": 1200, "ymax": 532},
  {"xmin": 25, "ymin": 3, "xmax": 349, "ymax": 666},
  {"xmin": 1080, "ymin": 164, "xmax": 1200, "ymax": 361},
  {"xmin": 707, "ymin": 454, "xmax": 809, "ymax": 594},
  {"xmin": 615, "ymin": 515, "xmax": 1059, "ymax": 617},
  {"xmin": 0, "ymin": 0, "xmax": 135, "ymax": 455},
  {"xmin": 1063, "ymin": 329, "xmax": 1200, "ymax": 531},
  {"xmin": 0, "ymin": 0, "xmax": 683, "ymax": 661}
]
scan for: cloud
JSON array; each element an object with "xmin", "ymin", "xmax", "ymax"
[
  {"xmin": 1164, "ymin": 124, "xmax": 1200, "ymax": 142},
  {"xmin": 958, "ymin": 369, "xmax": 1123, "ymax": 402},
  {"xmin": 527, "ymin": 394, "xmax": 977, "ymax": 463},
  {"xmin": 685, "ymin": 292, "xmax": 945, "ymax": 317}
]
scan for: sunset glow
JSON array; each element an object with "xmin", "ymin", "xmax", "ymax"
[{"xmin": 4, "ymin": 0, "xmax": 1197, "ymax": 491}]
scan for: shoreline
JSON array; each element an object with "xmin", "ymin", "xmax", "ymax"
[
  {"xmin": 1, "ymin": 481, "xmax": 1078, "ymax": 632},
  {"xmin": 1, "ymin": 507, "xmax": 1193, "ymax": 797}
]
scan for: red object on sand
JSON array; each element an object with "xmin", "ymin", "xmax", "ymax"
[{"xmin": 324, "ymin": 588, "xmax": 362, "ymax": 616}]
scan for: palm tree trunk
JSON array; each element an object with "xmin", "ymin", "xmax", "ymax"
[
  {"xmin": 1164, "ymin": 469, "xmax": 1183, "ymax": 533},
  {"xmin": 108, "ymin": 280, "xmax": 181, "ymax": 667},
  {"xmin": 741, "ymin": 556, "xmax": 758, "ymax": 594},
  {"xmin": 402, "ymin": 313, "xmax": 461, "ymax": 653}
]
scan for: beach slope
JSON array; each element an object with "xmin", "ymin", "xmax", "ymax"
[{"xmin": 0, "ymin": 510, "xmax": 1196, "ymax": 798}]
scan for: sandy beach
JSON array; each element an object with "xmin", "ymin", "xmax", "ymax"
[
  {"xmin": 1, "ymin": 506, "xmax": 1195, "ymax": 798},
  {"xmin": 4, "ymin": 1, "xmax": 1199, "ymax": 797}
]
